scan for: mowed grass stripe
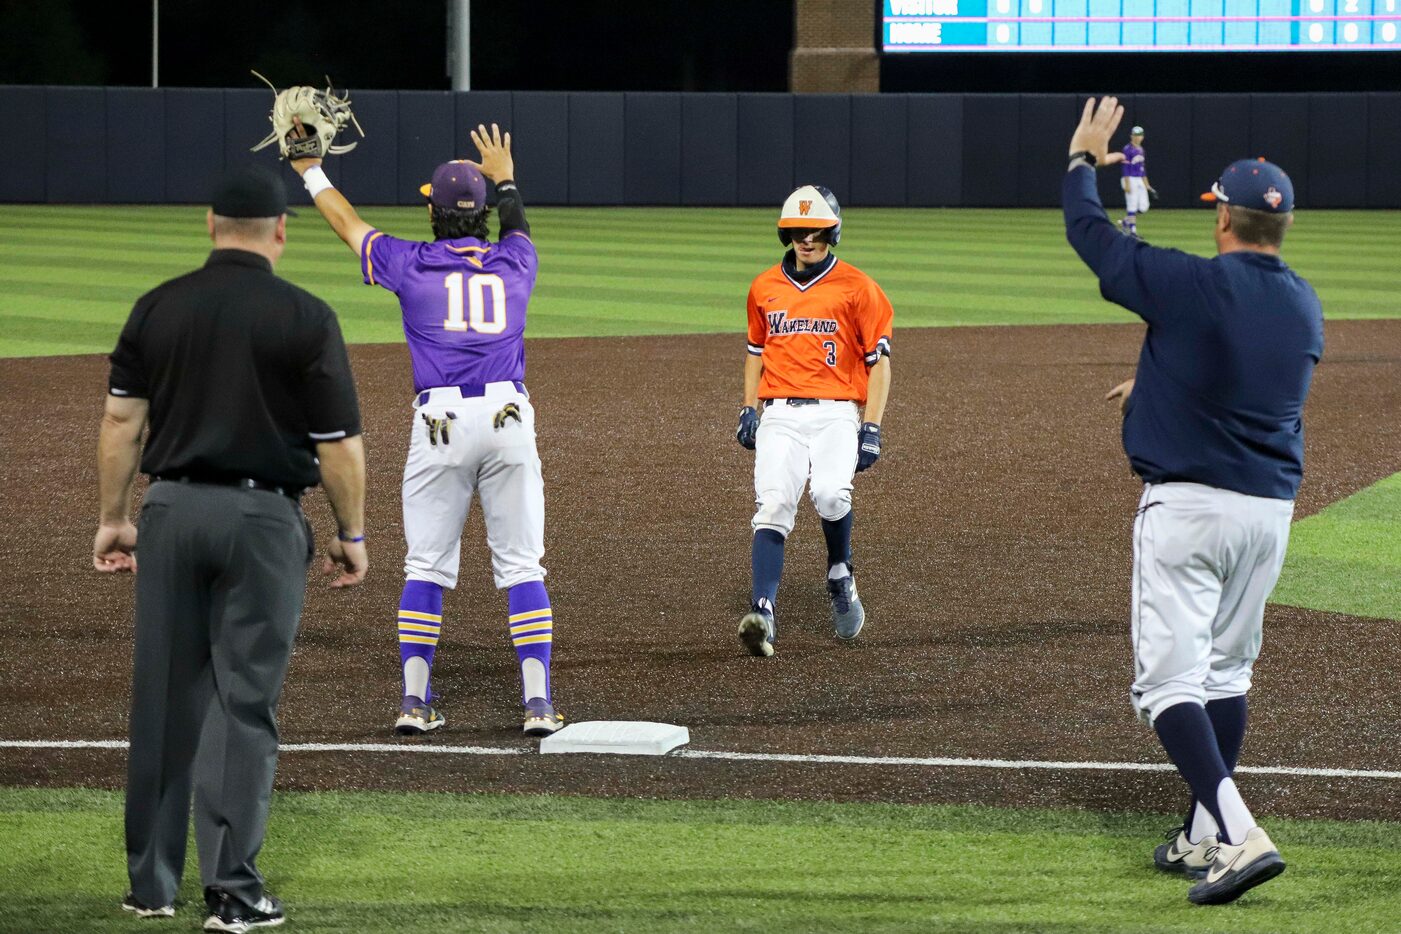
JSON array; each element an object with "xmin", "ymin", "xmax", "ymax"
[
  {"xmin": 2, "ymin": 788, "xmax": 1400, "ymax": 934},
  {"xmin": 3, "ymin": 206, "xmax": 1400, "ymax": 357}
]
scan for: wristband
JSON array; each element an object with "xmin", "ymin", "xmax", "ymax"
[
  {"xmin": 337, "ymin": 530, "xmax": 365, "ymax": 543},
  {"xmin": 1068, "ymin": 150, "xmax": 1097, "ymax": 169},
  {"xmin": 303, "ymin": 165, "xmax": 334, "ymax": 198}
]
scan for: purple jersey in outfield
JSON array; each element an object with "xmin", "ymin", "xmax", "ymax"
[
  {"xmin": 1122, "ymin": 143, "xmax": 1146, "ymax": 177},
  {"xmin": 360, "ymin": 229, "xmax": 538, "ymax": 393}
]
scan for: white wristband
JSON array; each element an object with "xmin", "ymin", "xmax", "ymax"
[{"xmin": 303, "ymin": 166, "xmax": 334, "ymax": 198}]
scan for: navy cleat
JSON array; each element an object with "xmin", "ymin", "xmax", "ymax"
[
  {"xmin": 394, "ymin": 695, "xmax": 445, "ymax": 736},
  {"xmin": 523, "ymin": 697, "xmax": 564, "ymax": 736},
  {"xmin": 738, "ymin": 602, "xmax": 776, "ymax": 657},
  {"xmin": 826, "ymin": 573, "xmax": 865, "ymax": 640}
]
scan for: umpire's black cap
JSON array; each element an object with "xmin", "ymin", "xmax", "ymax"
[{"xmin": 212, "ymin": 165, "xmax": 297, "ymax": 218}]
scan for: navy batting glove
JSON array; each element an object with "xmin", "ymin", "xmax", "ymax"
[
  {"xmin": 736, "ymin": 406, "xmax": 758, "ymax": 450},
  {"xmin": 856, "ymin": 422, "xmax": 882, "ymax": 472}
]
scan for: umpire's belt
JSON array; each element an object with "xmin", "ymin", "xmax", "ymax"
[
  {"xmin": 762, "ymin": 398, "xmax": 844, "ymax": 408},
  {"xmin": 415, "ymin": 381, "xmax": 526, "ymax": 407},
  {"xmin": 151, "ymin": 474, "xmax": 304, "ymax": 500}
]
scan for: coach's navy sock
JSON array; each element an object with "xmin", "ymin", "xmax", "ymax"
[
  {"xmin": 1183, "ymin": 695, "xmax": 1250, "ymax": 837},
  {"xmin": 1155, "ymin": 701, "xmax": 1256, "ymax": 845},
  {"xmin": 752, "ymin": 529, "xmax": 785, "ymax": 607},
  {"xmin": 821, "ymin": 511, "xmax": 853, "ymax": 575}
]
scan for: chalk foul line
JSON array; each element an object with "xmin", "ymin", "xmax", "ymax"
[{"xmin": 2, "ymin": 739, "xmax": 1399, "ymax": 781}]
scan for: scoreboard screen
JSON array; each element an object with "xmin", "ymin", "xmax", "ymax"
[{"xmin": 882, "ymin": 0, "xmax": 1401, "ymax": 51}]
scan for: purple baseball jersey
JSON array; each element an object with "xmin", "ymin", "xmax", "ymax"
[
  {"xmin": 1122, "ymin": 143, "xmax": 1146, "ymax": 178},
  {"xmin": 361, "ymin": 230, "xmax": 538, "ymax": 393}
]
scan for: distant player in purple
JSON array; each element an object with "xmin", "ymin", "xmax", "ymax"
[
  {"xmin": 1105, "ymin": 125, "xmax": 1157, "ymax": 238},
  {"xmin": 291, "ymin": 121, "xmax": 564, "ymax": 739}
]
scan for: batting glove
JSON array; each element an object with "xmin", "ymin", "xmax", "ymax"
[
  {"xmin": 736, "ymin": 406, "xmax": 758, "ymax": 450},
  {"xmin": 1147, "ymin": 185, "xmax": 1159, "ymax": 200},
  {"xmin": 856, "ymin": 422, "xmax": 882, "ymax": 472}
]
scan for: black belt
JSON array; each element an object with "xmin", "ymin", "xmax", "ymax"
[
  {"xmin": 763, "ymin": 398, "xmax": 827, "ymax": 408},
  {"xmin": 151, "ymin": 474, "xmax": 304, "ymax": 500},
  {"xmin": 416, "ymin": 381, "xmax": 525, "ymax": 407}
]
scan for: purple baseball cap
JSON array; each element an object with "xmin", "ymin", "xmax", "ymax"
[
  {"xmin": 1201, "ymin": 158, "xmax": 1294, "ymax": 214},
  {"xmin": 419, "ymin": 160, "xmax": 487, "ymax": 211}
]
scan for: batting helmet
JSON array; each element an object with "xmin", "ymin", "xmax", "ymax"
[{"xmin": 777, "ymin": 184, "xmax": 842, "ymax": 247}]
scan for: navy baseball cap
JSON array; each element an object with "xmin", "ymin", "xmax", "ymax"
[
  {"xmin": 212, "ymin": 164, "xmax": 295, "ymax": 217},
  {"xmin": 420, "ymin": 160, "xmax": 487, "ymax": 211},
  {"xmin": 1201, "ymin": 158, "xmax": 1294, "ymax": 213}
]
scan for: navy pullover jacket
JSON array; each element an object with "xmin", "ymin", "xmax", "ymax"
[{"xmin": 1062, "ymin": 165, "xmax": 1324, "ymax": 500}]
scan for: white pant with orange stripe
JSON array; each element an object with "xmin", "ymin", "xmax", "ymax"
[{"xmin": 402, "ymin": 382, "xmax": 546, "ymax": 590}]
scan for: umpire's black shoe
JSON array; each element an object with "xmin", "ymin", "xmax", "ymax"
[
  {"xmin": 202, "ymin": 887, "xmax": 285, "ymax": 932},
  {"xmin": 121, "ymin": 892, "xmax": 175, "ymax": 917},
  {"xmin": 1187, "ymin": 827, "xmax": 1286, "ymax": 905}
]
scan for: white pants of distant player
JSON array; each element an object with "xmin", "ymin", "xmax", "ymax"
[
  {"xmin": 1130, "ymin": 482, "xmax": 1293, "ymax": 725},
  {"xmin": 402, "ymin": 382, "xmax": 546, "ymax": 592},
  {"xmin": 753, "ymin": 400, "xmax": 859, "ymax": 535},
  {"xmin": 1124, "ymin": 176, "xmax": 1150, "ymax": 215}
]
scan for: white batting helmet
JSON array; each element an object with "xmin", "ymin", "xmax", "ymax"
[{"xmin": 777, "ymin": 184, "xmax": 842, "ymax": 246}]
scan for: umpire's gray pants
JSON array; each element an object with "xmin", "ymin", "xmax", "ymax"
[{"xmin": 125, "ymin": 481, "xmax": 312, "ymax": 908}]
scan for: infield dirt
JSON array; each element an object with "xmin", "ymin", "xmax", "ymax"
[{"xmin": 2, "ymin": 322, "xmax": 1398, "ymax": 820}]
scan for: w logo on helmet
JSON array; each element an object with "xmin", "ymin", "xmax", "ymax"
[{"xmin": 798, "ymin": 200, "xmax": 813, "ymax": 216}]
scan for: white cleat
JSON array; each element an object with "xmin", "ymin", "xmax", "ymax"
[{"xmin": 1188, "ymin": 826, "xmax": 1286, "ymax": 905}]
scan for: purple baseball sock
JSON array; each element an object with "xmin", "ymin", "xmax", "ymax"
[
  {"xmin": 508, "ymin": 580, "xmax": 553, "ymax": 704},
  {"xmin": 399, "ymin": 579, "xmax": 443, "ymax": 703}
]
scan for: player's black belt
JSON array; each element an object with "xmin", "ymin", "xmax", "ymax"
[
  {"xmin": 763, "ymin": 398, "xmax": 840, "ymax": 408},
  {"xmin": 151, "ymin": 474, "xmax": 304, "ymax": 500},
  {"xmin": 416, "ymin": 381, "xmax": 525, "ymax": 407}
]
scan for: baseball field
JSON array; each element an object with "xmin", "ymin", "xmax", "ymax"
[{"xmin": 1, "ymin": 205, "xmax": 1399, "ymax": 933}]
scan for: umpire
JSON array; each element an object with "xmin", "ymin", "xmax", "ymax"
[
  {"xmin": 93, "ymin": 164, "xmax": 368, "ymax": 931},
  {"xmin": 1063, "ymin": 99, "xmax": 1323, "ymax": 906}
]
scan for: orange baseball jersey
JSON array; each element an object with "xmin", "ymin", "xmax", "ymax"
[{"xmin": 746, "ymin": 258, "xmax": 893, "ymax": 402}]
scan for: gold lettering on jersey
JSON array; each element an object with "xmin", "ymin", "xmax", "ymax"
[{"xmin": 767, "ymin": 310, "xmax": 838, "ymax": 336}]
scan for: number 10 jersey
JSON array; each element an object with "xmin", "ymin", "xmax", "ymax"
[{"xmin": 361, "ymin": 229, "xmax": 538, "ymax": 393}]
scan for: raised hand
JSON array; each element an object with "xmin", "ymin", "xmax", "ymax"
[
  {"xmin": 1069, "ymin": 96, "xmax": 1125, "ymax": 165},
  {"xmin": 468, "ymin": 123, "xmax": 515, "ymax": 183}
]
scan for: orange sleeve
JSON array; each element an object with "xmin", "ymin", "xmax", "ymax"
[
  {"xmin": 746, "ymin": 280, "xmax": 766, "ymax": 356},
  {"xmin": 857, "ymin": 277, "xmax": 894, "ymax": 366}
]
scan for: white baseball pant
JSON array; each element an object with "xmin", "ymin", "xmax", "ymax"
[
  {"xmin": 752, "ymin": 399, "xmax": 860, "ymax": 536},
  {"xmin": 1124, "ymin": 176, "xmax": 1150, "ymax": 214},
  {"xmin": 1130, "ymin": 482, "xmax": 1294, "ymax": 725},
  {"xmin": 402, "ymin": 382, "xmax": 546, "ymax": 590}
]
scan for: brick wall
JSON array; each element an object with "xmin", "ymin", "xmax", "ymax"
[{"xmin": 790, "ymin": 0, "xmax": 879, "ymax": 93}]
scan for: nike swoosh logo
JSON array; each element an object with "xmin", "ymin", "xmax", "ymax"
[{"xmin": 1207, "ymin": 848, "xmax": 1243, "ymax": 883}]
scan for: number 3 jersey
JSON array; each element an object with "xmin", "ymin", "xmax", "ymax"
[
  {"xmin": 746, "ymin": 253, "xmax": 894, "ymax": 403},
  {"xmin": 360, "ymin": 229, "xmax": 538, "ymax": 393}
]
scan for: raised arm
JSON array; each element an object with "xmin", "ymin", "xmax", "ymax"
[
  {"xmin": 466, "ymin": 123, "xmax": 530, "ymax": 239},
  {"xmin": 290, "ymin": 118, "xmax": 374, "ymax": 257}
]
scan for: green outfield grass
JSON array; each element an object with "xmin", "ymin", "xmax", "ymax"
[
  {"xmin": 1271, "ymin": 471, "xmax": 1401, "ymax": 621},
  {"xmin": 2, "ymin": 787, "xmax": 1399, "ymax": 934},
  {"xmin": 2, "ymin": 204, "xmax": 1400, "ymax": 357}
]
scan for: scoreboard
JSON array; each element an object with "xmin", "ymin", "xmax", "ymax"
[{"xmin": 882, "ymin": 0, "xmax": 1401, "ymax": 51}]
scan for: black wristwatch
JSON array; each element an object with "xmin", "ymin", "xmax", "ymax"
[{"xmin": 1069, "ymin": 150, "xmax": 1098, "ymax": 168}]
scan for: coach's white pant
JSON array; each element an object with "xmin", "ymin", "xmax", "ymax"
[
  {"xmin": 753, "ymin": 399, "xmax": 859, "ymax": 536},
  {"xmin": 1130, "ymin": 482, "xmax": 1293, "ymax": 725},
  {"xmin": 402, "ymin": 383, "xmax": 546, "ymax": 590},
  {"xmin": 1124, "ymin": 176, "xmax": 1149, "ymax": 214}
]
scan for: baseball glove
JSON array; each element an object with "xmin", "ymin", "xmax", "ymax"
[{"xmin": 250, "ymin": 71, "xmax": 364, "ymax": 160}]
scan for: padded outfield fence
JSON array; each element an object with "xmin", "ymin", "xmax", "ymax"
[{"xmin": 2, "ymin": 87, "xmax": 1400, "ymax": 209}]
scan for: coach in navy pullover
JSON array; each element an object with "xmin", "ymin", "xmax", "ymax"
[{"xmin": 1062, "ymin": 149, "xmax": 1323, "ymax": 501}]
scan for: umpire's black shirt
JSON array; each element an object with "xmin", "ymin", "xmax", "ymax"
[{"xmin": 109, "ymin": 249, "xmax": 362, "ymax": 489}]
